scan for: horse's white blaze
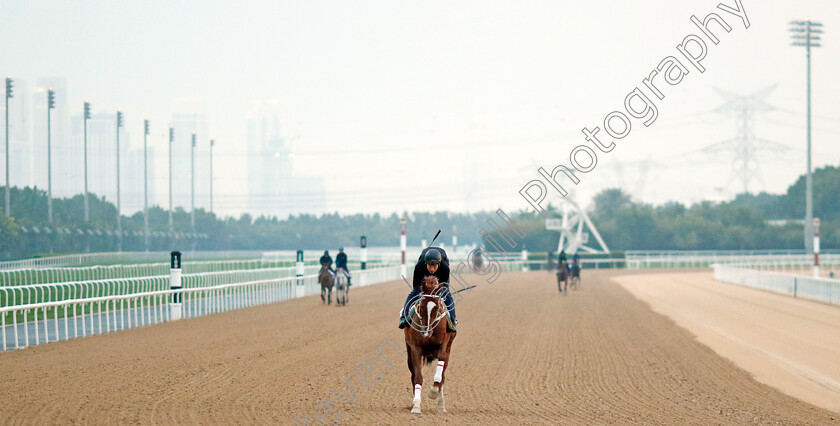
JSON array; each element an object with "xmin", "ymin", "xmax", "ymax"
[
  {"xmin": 424, "ymin": 301, "xmax": 437, "ymax": 336},
  {"xmin": 413, "ymin": 384, "xmax": 422, "ymax": 405},
  {"xmin": 434, "ymin": 360, "xmax": 445, "ymax": 384}
]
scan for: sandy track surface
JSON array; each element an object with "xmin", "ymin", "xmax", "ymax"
[
  {"xmin": 616, "ymin": 271, "xmax": 840, "ymax": 413},
  {"xmin": 0, "ymin": 270, "xmax": 836, "ymax": 424}
]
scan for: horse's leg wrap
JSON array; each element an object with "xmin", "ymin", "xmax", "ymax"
[
  {"xmin": 413, "ymin": 384, "xmax": 422, "ymax": 405},
  {"xmin": 434, "ymin": 361, "xmax": 445, "ymax": 384}
]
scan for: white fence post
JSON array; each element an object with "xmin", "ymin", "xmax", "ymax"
[
  {"xmin": 521, "ymin": 249, "xmax": 528, "ymax": 272},
  {"xmin": 170, "ymin": 251, "xmax": 182, "ymax": 321},
  {"xmin": 295, "ymin": 250, "xmax": 305, "ymax": 298},
  {"xmin": 814, "ymin": 218, "xmax": 821, "ymax": 278},
  {"xmin": 400, "ymin": 218, "xmax": 407, "ymax": 277}
]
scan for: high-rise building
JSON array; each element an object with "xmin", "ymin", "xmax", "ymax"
[
  {"xmin": 71, "ymin": 113, "xmax": 152, "ymax": 214},
  {"xmin": 72, "ymin": 112, "xmax": 124, "ymax": 206},
  {"xmin": 171, "ymin": 99, "xmax": 209, "ymax": 213},
  {"xmin": 32, "ymin": 78, "xmax": 72, "ymax": 196},
  {"xmin": 124, "ymin": 145, "xmax": 156, "ymax": 214},
  {"xmin": 0, "ymin": 78, "xmax": 31, "ymax": 191},
  {"xmin": 246, "ymin": 101, "xmax": 325, "ymax": 218}
]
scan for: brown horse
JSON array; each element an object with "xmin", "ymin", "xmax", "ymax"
[
  {"xmin": 319, "ymin": 264, "xmax": 334, "ymax": 304},
  {"xmin": 404, "ymin": 275, "xmax": 456, "ymax": 414},
  {"xmin": 472, "ymin": 251, "xmax": 484, "ymax": 273},
  {"xmin": 557, "ymin": 260, "xmax": 569, "ymax": 293}
]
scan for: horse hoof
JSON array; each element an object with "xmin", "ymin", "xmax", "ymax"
[
  {"xmin": 411, "ymin": 406, "xmax": 421, "ymax": 414},
  {"xmin": 429, "ymin": 386, "xmax": 439, "ymax": 399},
  {"xmin": 439, "ymin": 407, "xmax": 447, "ymax": 414}
]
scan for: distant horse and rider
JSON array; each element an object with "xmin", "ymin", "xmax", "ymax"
[
  {"xmin": 471, "ymin": 247, "xmax": 484, "ymax": 272},
  {"xmin": 556, "ymin": 250, "xmax": 582, "ymax": 293},
  {"xmin": 319, "ymin": 248, "xmax": 352, "ymax": 306}
]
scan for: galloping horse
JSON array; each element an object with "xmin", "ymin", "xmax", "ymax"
[
  {"xmin": 472, "ymin": 250, "xmax": 483, "ymax": 273},
  {"xmin": 404, "ymin": 276, "xmax": 456, "ymax": 415},
  {"xmin": 334, "ymin": 267, "xmax": 349, "ymax": 306},
  {"xmin": 319, "ymin": 264, "xmax": 334, "ymax": 305},
  {"xmin": 557, "ymin": 260, "xmax": 569, "ymax": 293}
]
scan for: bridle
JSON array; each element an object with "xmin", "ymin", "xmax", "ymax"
[{"xmin": 413, "ymin": 284, "xmax": 447, "ymax": 337}]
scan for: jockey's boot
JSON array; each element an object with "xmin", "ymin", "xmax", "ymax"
[
  {"xmin": 447, "ymin": 313, "xmax": 457, "ymax": 333},
  {"xmin": 398, "ymin": 308, "xmax": 408, "ymax": 329}
]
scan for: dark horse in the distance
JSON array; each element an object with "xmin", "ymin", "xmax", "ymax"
[
  {"xmin": 404, "ymin": 275, "xmax": 456, "ymax": 414},
  {"xmin": 319, "ymin": 264, "xmax": 334, "ymax": 304},
  {"xmin": 557, "ymin": 260, "xmax": 570, "ymax": 293}
]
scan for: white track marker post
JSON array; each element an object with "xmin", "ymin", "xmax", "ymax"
[
  {"xmin": 400, "ymin": 217, "xmax": 407, "ymax": 277},
  {"xmin": 360, "ymin": 236, "xmax": 367, "ymax": 287},
  {"xmin": 296, "ymin": 250, "xmax": 305, "ymax": 298},
  {"xmin": 521, "ymin": 249, "xmax": 528, "ymax": 272},
  {"xmin": 421, "ymin": 239, "xmax": 427, "ymax": 248},
  {"xmin": 452, "ymin": 225, "xmax": 458, "ymax": 254},
  {"xmin": 170, "ymin": 251, "xmax": 182, "ymax": 321},
  {"xmin": 813, "ymin": 218, "xmax": 820, "ymax": 277}
]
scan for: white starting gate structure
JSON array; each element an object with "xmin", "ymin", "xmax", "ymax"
[{"xmin": 545, "ymin": 200, "xmax": 610, "ymax": 254}]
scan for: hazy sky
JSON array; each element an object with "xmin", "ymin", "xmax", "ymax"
[{"xmin": 2, "ymin": 0, "xmax": 839, "ymax": 217}]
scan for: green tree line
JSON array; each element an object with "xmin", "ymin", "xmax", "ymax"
[
  {"xmin": 1, "ymin": 165, "xmax": 837, "ymax": 260},
  {"xmin": 500, "ymin": 165, "xmax": 840, "ymax": 252}
]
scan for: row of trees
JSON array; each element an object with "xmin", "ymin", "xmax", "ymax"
[
  {"xmin": 0, "ymin": 187, "xmax": 492, "ymax": 259},
  {"xmin": 485, "ymin": 165, "xmax": 840, "ymax": 252},
  {"xmin": 1, "ymin": 165, "xmax": 837, "ymax": 260}
]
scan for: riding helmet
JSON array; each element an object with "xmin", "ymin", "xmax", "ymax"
[{"xmin": 424, "ymin": 248, "xmax": 442, "ymax": 265}]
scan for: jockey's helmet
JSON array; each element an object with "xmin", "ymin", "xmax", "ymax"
[
  {"xmin": 339, "ymin": 247, "xmax": 344, "ymax": 251},
  {"xmin": 424, "ymin": 248, "xmax": 442, "ymax": 265}
]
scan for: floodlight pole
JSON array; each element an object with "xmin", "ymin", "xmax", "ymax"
[
  {"xmin": 144, "ymin": 119, "xmax": 150, "ymax": 251},
  {"xmin": 4, "ymin": 76, "xmax": 12, "ymax": 216},
  {"xmin": 168, "ymin": 125, "xmax": 174, "ymax": 232},
  {"xmin": 116, "ymin": 110, "xmax": 124, "ymax": 251},
  {"xmin": 790, "ymin": 19, "xmax": 822, "ymax": 254}
]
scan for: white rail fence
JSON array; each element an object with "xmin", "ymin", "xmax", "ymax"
[
  {"xmin": 0, "ymin": 251, "xmax": 273, "ymax": 271},
  {"xmin": 0, "ymin": 259, "xmax": 378, "ymax": 287},
  {"xmin": 625, "ymin": 250, "xmax": 840, "ymax": 269},
  {"xmin": 713, "ymin": 263, "xmax": 840, "ymax": 307},
  {"xmin": 0, "ymin": 265, "xmax": 406, "ymax": 351},
  {"xmin": 0, "ymin": 263, "xmax": 402, "ymax": 311}
]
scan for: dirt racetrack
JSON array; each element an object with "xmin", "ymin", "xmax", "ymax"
[{"xmin": 0, "ymin": 270, "xmax": 837, "ymax": 424}]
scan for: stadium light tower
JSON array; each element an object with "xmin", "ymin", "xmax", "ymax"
[
  {"xmin": 168, "ymin": 124, "xmax": 174, "ymax": 232},
  {"xmin": 83, "ymin": 101, "xmax": 91, "ymax": 222},
  {"xmin": 116, "ymin": 110, "xmax": 124, "ymax": 251},
  {"xmin": 47, "ymin": 89, "xmax": 56, "ymax": 222},
  {"xmin": 191, "ymin": 131, "xmax": 196, "ymax": 230},
  {"xmin": 209, "ymin": 138, "xmax": 214, "ymax": 214},
  {"xmin": 5, "ymin": 76, "xmax": 13, "ymax": 216},
  {"xmin": 790, "ymin": 19, "xmax": 822, "ymax": 254},
  {"xmin": 144, "ymin": 118, "xmax": 150, "ymax": 251}
]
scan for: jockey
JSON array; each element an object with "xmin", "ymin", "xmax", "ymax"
[
  {"xmin": 335, "ymin": 247, "xmax": 351, "ymax": 285},
  {"xmin": 558, "ymin": 250, "xmax": 567, "ymax": 264},
  {"xmin": 319, "ymin": 250, "xmax": 334, "ymax": 275},
  {"xmin": 398, "ymin": 248, "xmax": 457, "ymax": 332}
]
